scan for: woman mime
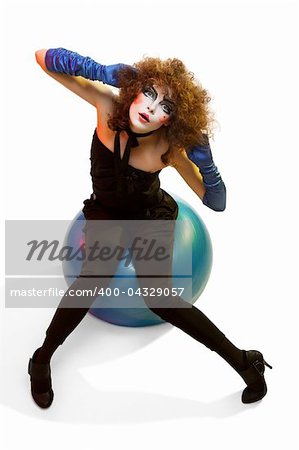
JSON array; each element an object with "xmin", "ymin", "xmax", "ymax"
[{"xmin": 28, "ymin": 48, "xmax": 272, "ymax": 409}]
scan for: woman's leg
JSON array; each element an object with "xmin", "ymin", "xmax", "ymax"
[
  {"xmin": 31, "ymin": 217, "xmax": 129, "ymax": 395},
  {"xmin": 130, "ymin": 219, "xmax": 246, "ymax": 370},
  {"xmin": 130, "ymin": 219, "xmax": 271, "ymax": 402}
]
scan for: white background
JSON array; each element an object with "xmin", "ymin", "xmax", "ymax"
[{"xmin": 1, "ymin": 0, "xmax": 298, "ymax": 449}]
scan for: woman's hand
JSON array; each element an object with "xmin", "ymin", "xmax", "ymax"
[
  {"xmin": 186, "ymin": 135, "xmax": 213, "ymax": 170},
  {"xmin": 35, "ymin": 48, "xmax": 116, "ymax": 108}
]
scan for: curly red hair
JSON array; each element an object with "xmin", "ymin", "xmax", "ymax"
[{"xmin": 107, "ymin": 57, "xmax": 215, "ymax": 165}]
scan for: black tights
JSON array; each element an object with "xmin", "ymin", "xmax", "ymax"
[
  {"xmin": 34, "ymin": 218, "xmax": 248, "ymax": 389},
  {"xmin": 35, "ymin": 274, "xmax": 247, "ymax": 373}
]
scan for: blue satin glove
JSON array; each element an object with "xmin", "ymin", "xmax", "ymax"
[
  {"xmin": 45, "ymin": 47, "xmax": 137, "ymax": 88},
  {"xmin": 187, "ymin": 135, "xmax": 226, "ymax": 212}
]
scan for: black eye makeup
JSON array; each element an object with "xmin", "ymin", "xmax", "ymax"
[
  {"xmin": 142, "ymin": 85, "xmax": 175, "ymax": 116},
  {"xmin": 161, "ymin": 103, "xmax": 173, "ymax": 115},
  {"xmin": 143, "ymin": 86, "xmax": 156, "ymax": 99}
]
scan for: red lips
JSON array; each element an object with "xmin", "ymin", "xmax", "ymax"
[{"xmin": 139, "ymin": 112, "xmax": 150, "ymax": 122}]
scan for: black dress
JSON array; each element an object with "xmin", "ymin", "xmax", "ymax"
[{"xmin": 82, "ymin": 128, "xmax": 178, "ymax": 220}]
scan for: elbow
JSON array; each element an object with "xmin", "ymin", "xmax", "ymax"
[
  {"xmin": 35, "ymin": 49, "xmax": 43, "ymax": 63},
  {"xmin": 35, "ymin": 49, "xmax": 47, "ymax": 67}
]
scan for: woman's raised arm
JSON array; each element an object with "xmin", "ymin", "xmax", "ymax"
[{"xmin": 35, "ymin": 49, "xmax": 115, "ymax": 108}]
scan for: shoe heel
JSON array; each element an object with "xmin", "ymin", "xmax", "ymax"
[{"xmin": 263, "ymin": 359, "xmax": 272, "ymax": 370}]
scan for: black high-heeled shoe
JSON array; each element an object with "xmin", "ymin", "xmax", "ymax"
[
  {"xmin": 239, "ymin": 350, "xmax": 272, "ymax": 404},
  {"xmin": 28, "ymin": 349, "xmax": 54, "ymax": 409}
]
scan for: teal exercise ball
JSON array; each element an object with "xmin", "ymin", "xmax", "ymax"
[{"xmin": 62, "ymin": 193, "xmax": 212, "ymax": 327}]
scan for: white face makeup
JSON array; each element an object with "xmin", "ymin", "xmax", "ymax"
[{"xmin": 129, "ymin": 84, "xmax": 175, "ymax": 133}]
